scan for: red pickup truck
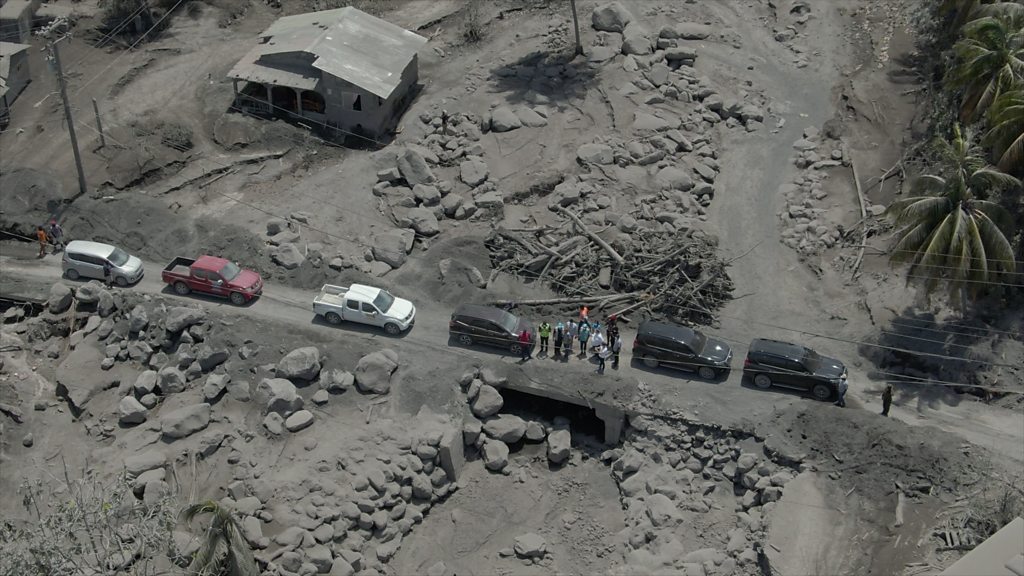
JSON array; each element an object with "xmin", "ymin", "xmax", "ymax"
[{"xmin": 161, "ymin": 256, "xmax": 263, "ymax": 305}]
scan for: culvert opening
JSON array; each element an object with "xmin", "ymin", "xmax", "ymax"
[{"xmin": 498, "ymin": 387, "xmax": 607, "ymax": 443}]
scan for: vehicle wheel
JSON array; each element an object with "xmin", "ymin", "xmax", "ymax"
[
  {"xmin": 812, "ymin": 383, "xmax": 833, "ymax": 401},
  {"xmin": 115, "ymin": 276, "xmax": 128, "ymax": 287},
  {"xmin": 325, "ymin": 312, "xmax": 342, "ymax": 325},
  {"xmin": 510, "ymin": 343, "xmax": 523, "ymax": 355},
  {"xmin": 753, "ymin": 374, "xmax": 773, "ymax": 389},
  {"xmin": 698, "ymin": 366, "xmax": 717, "ymax": 380},
  {"xmin": 384, "ymin": 323, "xmax": 401, "ymax": 335},
  {"xmin": 65, "ymin": 269, "xmax": 79, "ymax": 281},
  {"xmin": 229, "ymin": 292, "xmax": 246, "ymax": 306},
  {"xmin": 457, "ymin": 334, "xmax": 473, "ymax": 346},
  {"xmin": 173, "ymin": 282, "xmax": 190, "ymax": 295},
  {"xmin": 643, "ymin": 355, "xmax": 659, "ymax": 369}
]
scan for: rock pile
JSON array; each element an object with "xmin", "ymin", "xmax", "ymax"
[
  {"xmin": 779, "ymin": 127, "xmax": 848, "ymax": 256},
  {"xmin": 604, "ymin": 416, "xmax": 799, "ymax": 574}
]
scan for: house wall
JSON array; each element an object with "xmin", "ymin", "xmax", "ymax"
[
  {"xmin": 320, "ymin": 54, "xmax": 419, "ymax": 140},
  {"xmin": 3, "ymin": 49, "xmax": 30, "ymax": 102},
  {"xmin": 0, "ymin": 0, "xmax": 39, "ymax": 43}
]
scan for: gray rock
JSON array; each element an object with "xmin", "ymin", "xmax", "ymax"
[
  {"xmin": 226, "ymin": 380, "xmax": 251, "ymax": 402},
  {"xmin": 547, "ymin": 429, "xmax": 571, "ymax": 464},
  {"xmin": 134, "ymin": 370, "xmax": 158, "ymax": 396},
  {"xmin": 525, "ymin": 421, "xmax": 546, "ymax": 442},
  {"xmin": 354, "ymin": 350, "xmax": 399, "ymax": 394},
  {"xmin": 655, "ymin": 166, "xmax": 694, "ymax": 191},
  {"xmin": 284, "ymin": 410, "xmax": 314, "ymax": 432},
  {"xmin": 47, "ymin": 283, "xmax": 73, "ymax": 314},
  {"xmin": 516, "ymin": 107, "xmax": 548, "ymax": 128},
  {"xmin": 463, "ymin": 419, "xmax": 482, "ymax": 445},
  {"xmin": 662, "ymin": 22, "xmax": 712, "ymax": 40},
  {"xmin": 372, "ymin": 230, "xmax": 409, "ymax": 269},
  {"xmin": 514, "ymin": 533, "xmax": 547, "ymax": 558},
  {"xmin": 276, "ymin": 346, "xmax": 322, "ymax": 381},
  {"xmin": 140, "ymin": 393, "xmax": 158, "ymax": 408},
  {"xmin": 665, "ymin": 47, "xmax": 698, "ymax": 62},
  {"xmin": 577, "ymin": 143, "xmax": 614, "ymax": 165},
  {"xmin": 438, "ymin": 258, "xmax": 487, "ymax": 288},
  {"xmin": 158, "ymin": 366, "xmax": 187, "ymax": 394},
  {"xmin": 440, "ymin": 193, "xmax": 465, "ymax": 217},
  {"xmin": 128, "ymin": 305, "xmax": 149, "ymax": 333},
  {"xmin": 160, "ymin": 403, "xmax": 211, "ymax": 440},
  {"xmin": 460, "ymin": 157, "xmax": 490, "ymax": 187},
  {"xmin": 118, "ymin": 396, "xmax": 148, "ymax": 425},
  {"xmin": 397, "ymin": 148, "xmax": 436, "ymax": 187},
  {"xmin": 490, "ymin": 106, "xmax": 522, "ymax": 132},
  {"xmin": 125, "ymin": 450, "xmax": 166, "ymax": 477},
  {"xmin": 482, "ymin": 440, "xmax": 509, "ymax": 471},
  {"xmin": 74, "ymin": 282, "xmax": 103, "ymax": 304},
  {"xmin": 263, "ymin": 412, "xmax": 284, "ymax": 435},
  {"xmin": 196, "ymin": 345, "xmax": 229, "ymax": 372},
  {"xmin": 266, "ymin": 218, "xmax": 286, "ymax": 235},
  {"xmin": 272, "ymin": 243, "xmax": 305, "ymax": 270},
  {"xmin": 311, "ymin": 389, "xmax": 329, "ymax": 405},
  {"xmin": 55, "ymin": 344, "xmax": 114, "ymax": 411},
  {"xmin": 736, "ymin": 453, "xmax": 758, "ymax": 473},
  {"xmin": 646, "ymin": 493, "xmax": 682, "ymax": 526},
  {"xmin": 164, "ymin": 307, "xmax": 205, "ymax": 333},
  {"xmin": 592, "ymin": 1, "xmax": 632, "ymax": 32},
  {"xmin": 412, "ymin": 184, "xmax": 441, "ymax": 206},
  {"xmin": 377, "ymin": 167, "xmax": 402, "ymax": 183},
  {"xmin": 622, "ymin": 22, "xmax": 653, "ymax": 55},
  {"xmin": 323, "ymin": 369, "xmax": 354, "ymax": 393},
  {"xmin": 404, "ymin": 207, "xmax": 440, "ymax": 236},
  {"xmin": 256, "ymin": 378, "xmax": 303, "ymax": 416},
  {"xmin": 203, "ymin": 373, "xmax": 229, "ymax": 402},
  {"xmin": 474, "ymin": 191, "xmax": 504, "ymax": 210},
  {"xmin": 471, "ymin": 384, "xmax": 503, "ymax": 418},
  {"xmin": 482, "ymin": 414, "xmax": 528, "ymax": 443}
]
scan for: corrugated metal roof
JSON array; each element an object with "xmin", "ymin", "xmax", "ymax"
[
  {"xmin": 228, "ymin": 7, "xmax": 426, "ymax": 99},
  {"xmin": 0, "ymin": 41, "xmax": 31, "ymax": 57},
  {"xmin": 227, "ymin": 43, "xmax": 319, "ymax": 91}
]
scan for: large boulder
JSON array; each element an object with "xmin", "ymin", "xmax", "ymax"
[
  {"xmin": 134, "ymin": 370, "xmax": 158, "ymax": 396},
  {"xmin": 621, "ymin": 22, "xmax": 652, "ymax": 55},
  {"xmin": 158, "ymin": 367, "xmax": 187, "ymax": 394},
  {"xmin": 403, "ymin": 207, "xmax": 440, "ymax": 236},
  {"xmin": 196, "ymin": 345, "xmax": 229, "ymax": 372},
  {"xmin": 397, "ymin": 148, "xmax": 436, "ymax": 187},
  {"xmin": 354, "ymin": 350, "xmax": 399, "ymax": 394},
  {"xmin": 47, "ymin": 283, "xmax": 73, "ymax": 314},
  {"xmin": 514, "ymin": 533, "xmax": 547, "ymax": 559},
  {"xmin": 164, "ymin": 307, "xmax": 205, "ymax": 333},
  {"xmin": 482, "ymin": 414, "xmax": 528, "ymax": 444},
  {"xmin": 460, "ymin": 157, "xmax": 489, "ymax": 187},
  {"xmin": 284, "ymin": 410, "xmax": 314, "ymax": 432},
  {"xmin": 55, "ymin": 343, "xmax": 113, "ymax": 412},
  {"xmin": 74, "ymin": 282, "xmax": 104, "ymax": 304},
  {"xmin": 372, "ymin": 230, "xmax": 409, "ymax": 269},
  {"xmin": 577, "ymin": 143, "xmax": 614, "ymax": 165},
  {"xmin": 438, "ymin": 258, "xmax": 487, "ymax": 289},
  {"xmin": 275, "ymin": 347, "xmax": 322, "ymax": 381},
  {"xmin": 118, "ymin": 396, "xmax": 148, "ymax": 425},
  {"xmin": 128, "ymin": 305, "xmax": 149, "ymax": 333},
  {"xmin": 471, "ymin": 385, "xmax": 503, "ymax": 418},
  {"xmin": 160, "ymin": 403, "xmax": 211, "ymax": 440},
  {"xmin": 272, "ymin": 243, "xmax": 305, "ymax": 270},
  {"xmin": 655, "ymin": 166, "xmax": 694, "ymax": 191},
  {"xmin": 490, "ymin": 106, "xmax": 522, "ymax": 132},
  {"xmin": 322, "ymin": 369, "xmax": 354, "ymax": 393},
  {"xmin": 412, "ymin": 184, "xmax": 441, "ymax": 206},
  {"xmin": 256, "ymin": 378, "xmax": 303, "ymax": 416},
  {"xmin": 662, "ymin": 22, "xmax": 712, "ymax": 40},
  {"xmin": 547, "ymin": 429, "xmax": 571, "ymax": 464},
  {"xmin": 592, "ymin": 1, "xmax": 632, "ymax": 32},
  {"xmin": 482, "ymin": 440, "xmax": 510, "ymax": 471},
  {"xmin": 124, "ymin": 450, "xmax": 166, "ymax": 477}
]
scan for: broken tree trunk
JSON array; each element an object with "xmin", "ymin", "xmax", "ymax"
[
  {"xmin": 491, "ymin": 292, "xmax": 643, "ymax": 307},
  {"xmin": 556, "ymin": 205, "xmax": 625, "ymax": 266}
]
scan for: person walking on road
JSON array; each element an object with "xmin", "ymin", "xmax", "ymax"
[
  {"xmin": 881, "ymin": 384, "xmax": 893, "ymax": 416},
  {"xmin": 597, "ymin": 345, "xmax": 611, "ymax": 374},
  {"xmin": 834, "ymin": 378, "xmax": 848, "ymax": 408},
  {"xmin": 36, "ymin": 226, "xmax": 48, "ymax": 258},
  {"xmin": 553, "ymin": 322, "xmax": 564, "ymax": 360},
  {"xmin": 48, "ymin": 219, "xmax": 65, "ymax": 253},
  {"xmin": 565, "ymin": 320, "xmax": 577, "ymax": 358},
  {"xmin": 538, "ymin": 321, "xmax": 551, "ymax": 355},
  {"xmin": 518, "ymin": 329, "xmax": 532, "ymax": 361},
  {"xmin": 611, "ymin": 335, "xmax": 623, "ymax": 369},
  {"xmin": 103, "ymin": 260, "xmax": 114, "ymax": 287},
  {"xmin": 578, "ymin": 321, "xmax": 591, "ymax": 356}
]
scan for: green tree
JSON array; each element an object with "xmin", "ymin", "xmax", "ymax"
[
  {"xmin": 180, "ymin": 501, "xmax": 259, "ymax": 576},
  {"xmin": 984, "ymin": 85, "xmax": 1024, "ymax": 172},
  {"xmin": 938, "ymin": 0, "xmax": 1024, "ymax": 34},
  {"xmin": 946, "ymin": 13, "xmax": 1024, "ymax": 123},
  {"xmin": 886, "ymin": 125, "xmax": 1020, "ymax": 301}
]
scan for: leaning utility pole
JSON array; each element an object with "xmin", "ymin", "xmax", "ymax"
[{"xmin": 48, "ymin": 37, "xmax": 88, "ymax": 196}]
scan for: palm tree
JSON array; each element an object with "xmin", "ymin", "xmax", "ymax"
[
  {"xmin": 946, "ymin": 13, "xmax": 1024, "ymax": 123},
  {"xmin": 180, "ymin": 501, "xmax": 259, "ymax": 576},
  {"xmin": 984, "ymin": 85, "xmax": 1024, "ymax": 172},
  {"xmin": 886, "ymin": 125, "xmax": 1019, "ymax": 301},
  {"xmin": 938, "ymin": 0, "xmax": 1024, "ymax": 33}
]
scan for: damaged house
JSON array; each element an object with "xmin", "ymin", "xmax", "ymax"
[{"xmin": 227, "ymin": 6, "xmax": 427, "ymax": 141}]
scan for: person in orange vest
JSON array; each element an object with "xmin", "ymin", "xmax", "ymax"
[
  {"xmin": 36, "ymin": 226, "xmax": 48, "ymax": 258},
  {"xmin": 580, "ymin": 305, "xmax": 589, "ymax": 324}
]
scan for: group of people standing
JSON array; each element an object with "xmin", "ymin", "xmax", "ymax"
[
  {"xmin": 35, "ymin": 219, "xmax": 65, "ymax": 258},
  {"xmin": 519, "ymin": 307, "xmax": 624, "ymax": 374}
]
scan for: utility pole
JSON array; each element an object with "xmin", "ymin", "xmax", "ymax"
[
  {"xmin": 92, "ymin": 98, "xmax": 105, "ymax": 148},
  {"xmin": 48, "ymin": 37, "xmax": 88, "ymax": 196}
]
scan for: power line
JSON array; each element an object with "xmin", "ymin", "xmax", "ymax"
[{"xmin": 888, "ymin": 316, "xmax": 1023, "ymax": 338}]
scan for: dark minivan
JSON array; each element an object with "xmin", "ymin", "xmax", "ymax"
[
  {"xmin": 449, "ymin": 305, "xmax": 535, "ymax": 355},
  {"xmin": 632, "ymin": 321, "xmax": 732, "ymax": 379},
  {"xmin": 743, "ymin": 338, "xmax": 847, "ymax": 400}
]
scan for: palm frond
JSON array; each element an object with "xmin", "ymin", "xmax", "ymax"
[
  {"xmin": 891, "ymin": 222, "xmax": 936, "ymax": 264},
  {"xmin": 974, "ymin": 213, "xmax": 1018, "ymax": 272},
  {"xmin": 908, "ymin": 174, "xmax": 949, "ymax": 197}
]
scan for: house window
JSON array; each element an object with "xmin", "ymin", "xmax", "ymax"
[
  {"xmin": 352, "ymin": 95, "xmax": 362, "ymax": 111},
  {"xmin": 301, "ymin": 90, "xmax": 325, "ymax": 113}
]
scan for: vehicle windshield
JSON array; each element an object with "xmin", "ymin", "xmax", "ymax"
[
  {"xmin": 108, "ymin": 248, "xmax": 130, "ymax": 267},
  {"xmin": 373, "ymin": 290, "xmax": 395, "ymax": 313},
  {"xmin": 498, "ymin": 311, "xmax": 519, "ymax": 334},
  {"xmin": 219, "ymin": 262, "xmax": 241, "ymax": 282},
  {"xmin": 802, "ymin": 349, "xmax": 821, "ymax": 371}
]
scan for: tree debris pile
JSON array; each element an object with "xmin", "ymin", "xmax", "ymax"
[{"xmin": 485, "ymin": 209, "xmax": 734, "ymax": 324}]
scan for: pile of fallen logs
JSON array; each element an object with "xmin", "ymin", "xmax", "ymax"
[{"xmin": 485, "ymin": 207, "xmax": 734, "ymax": 324}]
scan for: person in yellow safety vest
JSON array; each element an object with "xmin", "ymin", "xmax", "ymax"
[{"xmin": 538, "ymin": 321, "xmax": 551, "ymax": 355}]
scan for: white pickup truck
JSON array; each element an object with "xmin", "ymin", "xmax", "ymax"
[{"xmin": 312, "ymin": 284, "xmax": 416, "ymax": 335}]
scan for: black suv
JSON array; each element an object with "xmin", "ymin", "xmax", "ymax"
[
  {"xmin": 449, "ymin": 305, "xmax": 535, "ymax": 355},
  {"xmin": 743, "ymin": 339, "xmax": 847, "ymax": 400},
  {"xmin": 632, "ymin": 321, "xmax": 732, "ymax": 379}
]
